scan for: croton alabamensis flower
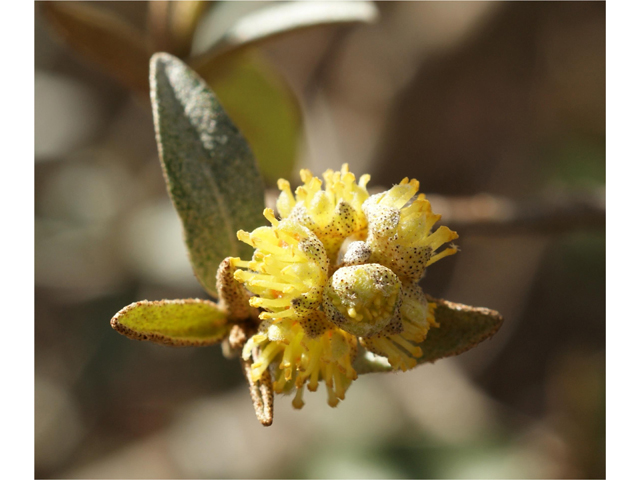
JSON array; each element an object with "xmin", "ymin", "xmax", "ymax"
[
  {"xmin": 230, "ymin": 165, "xmax": 459, "ymax": 409},
  {"xmin": 111, "ymin": 54, "xmax": 504, "ymax": 427}
]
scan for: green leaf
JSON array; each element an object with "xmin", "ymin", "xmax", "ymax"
[
  {"xmin": 192, "ymin": 1, "xmax": 379, "ymax": 63},
  {"xmin": 354, "ymin": 296, "xmax": 504, "ymax": 374},
  {"xmin": 418, "ymin": 296, "xmax": 504, "ymax": 364},
  {"xmin": 198, "ymin": 51, "xmax": 301, "ymax": 184},
  {"xmin": 110, "ymin": 299, "xmax": 230, "ymax": 346},
  {"xmin": 150, "ymin": 53, "xmax": 266, "ymax": 297},
  {"xmin": 41, "ymin": 2, "xmax": 151, "ymax": 95}
]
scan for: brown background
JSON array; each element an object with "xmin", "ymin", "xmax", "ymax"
[{"xmin": 35, "ymin": 2, "xmax": 605, "ymax": 478}]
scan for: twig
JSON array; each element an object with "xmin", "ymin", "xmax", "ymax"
[{"xmin": 427, "ymin": 190, "xmax": 605, "ymax": 235}]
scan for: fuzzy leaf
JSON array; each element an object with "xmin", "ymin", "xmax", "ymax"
[
  {"xmin": 192, "ymin": 1, "xmax": 379, "ymax": 63},
  {"xmin": 41, "ymin": 2, "xmax": 150, "ymax": 94},
  {"xmin": 354, "ymin": 296, "xmax": 504, "ymax": 374},
  {"xmin": 418, "ymin": 296, "xmax": 504, "ymax": 364},
  {"xmin": 150, "ymin": 53, "xmax": 265, "ymax": 297},
  {"xmin": 199, "ymin": 51, "xmax": 301, "ymax": 183},
  {"xmin": 110, "ymin": 299, "xmax": 230, "ymax": 346}
]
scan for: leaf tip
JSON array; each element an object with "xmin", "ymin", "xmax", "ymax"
[
  {"xmin": 150, "ymin": 51, "xmax": 177, "ymax": 70},
  {"xmin": 109, "ymin": 300, "xmax": 143, "ymax": 338},
  {"xmin": 150, "ymin": 51, "xmax": 176, "ymax": 89},
  {"xmin": 109, "ymin": 313, "xmax": 121, "ymax": 332}
]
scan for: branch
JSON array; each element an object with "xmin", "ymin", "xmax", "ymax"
[{"xmin": 426, "ymin": 189, "xmax": 605, "ymax": 235}]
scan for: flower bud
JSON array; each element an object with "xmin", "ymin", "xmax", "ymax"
[
  {"xmin": 323, "ymin": 264, "xmax": 403, "ymax": 338},
  {"xmin": 363, "ymin": 179, "xmax": 458, "ymax": 282},
  {"xmin": 342, "ymin": 240, "xmax": 372, "ymax": 266}
]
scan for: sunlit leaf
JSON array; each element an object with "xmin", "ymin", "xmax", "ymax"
[
  {"xmin": 418, "ymin": 296, "xmax": 504, "ymax": 364},
  {"xmin": 192, "ymin": 0, "xmax": 379, "ymax": 64},
  {"xmin": 110, "ymin": 299, "xmax": 230, "ymax": 346},
  {"xmin": 355, "ymin": 296, "xmax": 504, "ymax": 374},
  {"xmin": 150, "ymin": 53, "xmax": 265, "ymax": 297},
  {"xmin": 41, "ymin": 1, "xmax": 151, "ymax": 94},
  {"xmin": 198, "ymin": 51, "xmax": 301, "ymax": 184}
]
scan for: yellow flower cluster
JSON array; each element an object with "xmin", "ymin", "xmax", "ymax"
[
  {"xmin": 276, "ymin": 165, "xmax": 370, "ymax": 263},
  {"xmin": 231, "ymin": 165, "xmax": 458, "ymax": 409}
]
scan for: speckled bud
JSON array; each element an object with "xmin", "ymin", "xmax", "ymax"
[
  {"xmin": 342, "ymin": 241, "xmax": 371, "ymax": 266},
  {"xmin": 323, "ymin": 264, "xmax": 403, "ymax": 338},
  {"xmin": 299, "ymin": 310, "xmax": 333, "ymax": 338},
  {"xmin": 362, "ymin": 181, "xmax": 458, "ymax": 282}
]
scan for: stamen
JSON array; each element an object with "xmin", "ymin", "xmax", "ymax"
[
  {"xmin": 230, "ymin": 259, "xmax": 253, "ymax": 269},
  {"xmin": 426, "ymin": 246, "xmax": 459, "ymax": 267},
  {"xmin": 334, "ymin": 372, "xmax": 346, "ymax": 400},
  {"xmin": 308, "ymin": 366, "xmax": 319, "ymax": 391},
  {"xmin": 263, "ymin": 208, "xmax": 279, "ymax": 227},
  {"xmin": 259, "ymin": 309, "xmax": 297, "ymax": 320},
  {"xmin": 300, "ymin": 169, "xmax": 313, "ymax": 184},
  {"xmin": 278, "ymin": 178, "xmax": 292, "ymax": 194},
  {"xmin": 424, "ymin": 226, "xmax": 459, "ymax": 250},
  {"xmin": 326, "ymin": 383, "xmax": 339, "ymax": 407},
  {"xmin": 324, "ymin": 362, "xmax": 334, "ymax": 388},
  {"xmin": 391, "ymin": 335, "xmax": 423, "ymax": 358},
  {"xmin": 359, "ymin": 174, "xmax": 371, "ymax": 188},
  {"xmin": 244, "ymin": 278, "xmax": 296, "ymax": 292},
  {"xmin": 237, "ymin": 230, "xmax": 253, "ymax": 245},
  {"xmin": 274, "ymin": 370, "xmax": 288, "ymax": 393},
  {"xmin": 292, "ymin": 387, "xmax": 305, "ymax": 409},
  {"xmin": 250, "ymin": 297, "xmax": 292, "ymax": 308},
  {"xmin": 277, "ymin": 179, "xmax": 295, "ymax": 218}
]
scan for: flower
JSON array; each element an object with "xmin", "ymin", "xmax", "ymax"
[
  {"xmin": 232, "ymin": 210, "xmax": 328, "ymax": 322},
  {"xmin": 363, "ymin": 178, "xmax": 459, "ymax": 282},
  {"xmin": 242, "ymin": 316, "xmax": 358, "ymax": 409},
  {"xmin": 276, "ymin": 164, "xmax": 370, "ymax": 263},
  {"xmin": 232, "ymin": 165, "xmax": 458, "ymax": 408}
]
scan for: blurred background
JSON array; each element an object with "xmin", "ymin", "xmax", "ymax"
[{"xmin": 35, "ymin": 1, "xmax": 605, "ymax": 478}]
